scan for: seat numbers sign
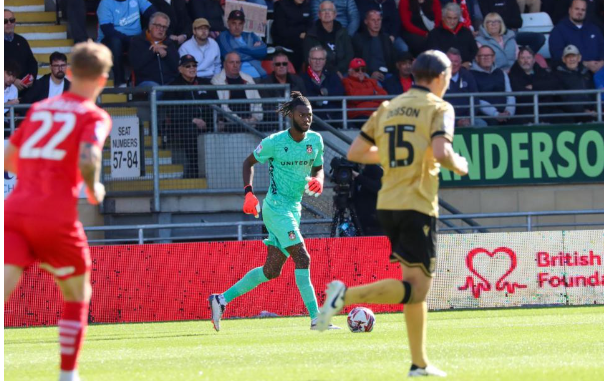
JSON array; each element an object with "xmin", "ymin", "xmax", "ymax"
[{"xmin": 110, "ymin": 116, "xmax": 140, "ymax": 178}]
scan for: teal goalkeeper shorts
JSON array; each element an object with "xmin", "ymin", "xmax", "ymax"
[{"xmin": 261, "ymin": 200, "xmax": 303, "ymax": 257}]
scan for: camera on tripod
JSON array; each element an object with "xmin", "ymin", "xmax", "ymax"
[
  {"xmin": 329, "ymin": 157, "xmax": 362, "ymax": 237},
  {"xmin": 330, "ymin": 157, "xmax": 359, "ymax": 190}
]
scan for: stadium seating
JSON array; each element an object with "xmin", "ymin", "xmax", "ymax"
[{"xmin": 519, "ymin": 12, "xmax": 554, "ymax": 58}]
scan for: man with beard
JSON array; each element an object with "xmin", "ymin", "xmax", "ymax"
[
  {"xmin": 209, "ymin": 91, "xmax": 340, "ymax": 332},
  {"xmin": 22, "ymin": 52, "xmax": 71, "ymax": 104}
]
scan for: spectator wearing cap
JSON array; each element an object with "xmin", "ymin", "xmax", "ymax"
[
  {"xmin": 554, "ymin": 44, "xmax": 597, "ymax": 122},
  {"xmin": 508, "ymin": 46, "xmax": 561, "ymax": 123},
  {"xmin": 129, "ymin": 12, "xmax": 180, "ymax": 92},
  {"xmin": 356, "ymin": 0, "xmax": 403, "ymax": 52},
  {"xmin": 4, "ymin": 9, "xmax": 37, "ymax": 94},
  {"xmin": 217, "ymin": 10, "xmax": 268, "ymax": 79},
  {"xmin": 190, "ymin": 0, "xmax": 225, "ymax": 35},
  {"xmin": 259, "ymin": 52, "xmax": 307, "ymax": 98},
  {"xmin": 211, "ymin": 52, "xmax": 264, "ymax": 129},
  {"xmin": 383, "ymin": 52, "xmax": 414, "ymax": 95},
  {"xmin": 179, "ymin": 18, "xmax": 221, "ymax": 79},
  {"xmin": 475, "ymin": 13, "xmax": 518, "ymax": 72},
  {"xmin": 311, "ymin": 0, "xmax": 360, "ymax": 36},
  {"xmin": 549, "ymin": 0, "xmax": 604, "ymax": 73},
  {"xmin": 301, "ymin": 45, "xmax": 345, "ymax": 124},
  {"xmin": 426, "ymin": 3, "xmax": 478, "ymax": 68},
  {"xmin": 97, "ymin": 0, "xmax": 158, "ymax": 87},
  {"xmin": 303, "ymin": 1, "xmax": 354, "ymax": 77},
  {"xmin": 148, "ymin": 0, "xmax": 191, "ymax": 45},
  {"xmin": 470, "ymin": 45, "xmax": 516, "ymax": 125},
  {"xmin": 163, "ymin": 54, "xmax": 217, "ymax": 178},
  {"xmin": 272, "ymin": 0, "xmax": 313, "ymax": 71},
  {"xmin": 352, "ymin": 10, "xmax": 396, "ymax": 83},
  {"xmin": 341, "ymin": 58, "xmax": 387, "ymax": 123},
  {"xmin": 21, "ymin": 52, "xmax": 71, "ymax": 105},
  {"xmin": 398, "ymin": 0, "xmax": 442, "ymax": 56},
  {"xmin": 444, "ymin": 47, "xmax": 484, "ymax": 127}
]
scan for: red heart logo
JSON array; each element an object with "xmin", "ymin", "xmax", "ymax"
[{"xmin": 458, "ymin": 247, "xmax": 528, "ymax": 298}]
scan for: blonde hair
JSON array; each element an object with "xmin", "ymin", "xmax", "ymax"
[
  {"xmin": 484, "ymin": 12, "xmax": 506, "ymax": 35},
  {"xmin": 70, "ymin": 40, "xmax": 113, "ymax": 80}
]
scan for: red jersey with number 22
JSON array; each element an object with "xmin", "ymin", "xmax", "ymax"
[{"xmin": 6, "ymin": 92, "xmax": 111, "ymax": 222}]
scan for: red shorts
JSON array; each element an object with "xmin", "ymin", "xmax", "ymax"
[{"xmin": 4, "ymin": 213, "xmax": 91, "ymax": 280}]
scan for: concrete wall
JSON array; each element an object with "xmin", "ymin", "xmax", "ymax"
[{"xmin": 440, "ymin": 183, "xmax": 604, "ymax": 232}]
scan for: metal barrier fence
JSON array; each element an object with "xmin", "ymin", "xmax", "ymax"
[
  {"xmin": 4, "ymin": 87, "xmax": 604, "ymax": 218},
  {"xmin": 84, "ymin": 209, "xmax": 604, "ymax": 245}
]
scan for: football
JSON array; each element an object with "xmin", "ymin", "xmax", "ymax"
[{"xmin": 347, "ymin": 307, "xmax": 375, "ymax": 333}]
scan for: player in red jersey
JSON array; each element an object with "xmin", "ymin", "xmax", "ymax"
[{"xmin": 4, "ymin": 41, "xmax": 113, "ymax": 381}]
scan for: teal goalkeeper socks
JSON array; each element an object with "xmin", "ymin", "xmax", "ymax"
[
  {"xmin": 223, "ymin": 267, "xmax": 269, "ymax": 303},
  {"xmin": 295, "ymin": 269, "xmax": 319, "ymax": 320}
]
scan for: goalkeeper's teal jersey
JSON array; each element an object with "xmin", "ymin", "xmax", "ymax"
[{"xmin": 253, "ymin": 129, "xmax": 324, "ymax": 208}]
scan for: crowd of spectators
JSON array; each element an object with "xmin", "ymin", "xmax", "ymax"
[{"xmin": 3, "ymin": 0, "xmax": 605, "ymax": 128}]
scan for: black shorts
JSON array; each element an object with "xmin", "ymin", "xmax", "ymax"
[{"xmin": 377, "ymin": 209, "xmax": 437, "ymax": 277}]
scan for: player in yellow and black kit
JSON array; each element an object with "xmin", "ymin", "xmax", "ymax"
[{"xmin": 315, "ymin": 51, "xmax": 468, "ymax": 377}]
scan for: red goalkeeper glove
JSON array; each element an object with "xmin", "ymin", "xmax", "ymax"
[
  {"xmin": 243, "ymin": 186, "xmax": 260, "ymax": 218},
  {"xmin": 304, "ymin": 176, "xmax": 323, "ymax": 197}
]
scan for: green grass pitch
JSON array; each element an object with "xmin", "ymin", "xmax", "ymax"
[{"xmin": 4, "ymin": 306, "xmax": 603, "ymax": 381}]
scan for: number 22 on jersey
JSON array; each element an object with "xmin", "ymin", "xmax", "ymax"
[
  {"xmin": 19, "ymin": 111, "xmax": 76, "ymax": 161},
  {"xmin": 385, "ymin": 124, "xmax": 415, "ymax": 168}
]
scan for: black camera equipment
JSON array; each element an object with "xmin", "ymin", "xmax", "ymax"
[{"xmin": 329, "ymin": 157, "xmax": 363, "ymax": 237}]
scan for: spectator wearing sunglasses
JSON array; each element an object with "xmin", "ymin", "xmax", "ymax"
[
  {"xmin": 129, "ymin": 12, "xmax": 180, "ymax": 91},
  {"xmin": 341, "ymin": 58, "xmax": 387, "ymax": 124},
  {"xmin": 163, "ymin": 54, "xmax": 217, "ymax": 178},
  {"xmin": 4, "ymin": 9, "xmax": 38, "ymax": 94},
  {"xmin": 259, "ymin": 52, "xmax": 307, "ymax": 98},
  {"xmin": 21, "ymin": 52, "xmax": 71, "ymax": 105},
  {"xmin": 97, "ymin": 0, "xmax": 158, "ymax": 87}
]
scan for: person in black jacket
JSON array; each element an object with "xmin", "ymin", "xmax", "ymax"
[
  {"xmin": 4, "ymin": 10, "xmax": 38, "ymax": 94},
  {"xmin": 189, "ymin": 0, "xmax": 225, "ymax": 36},
  {"xmin": 129, "ymin": 12, "xmax": 180, "ymax": 92},
  {"xmin": 301, "ymin": 46, "xmax": 346, "ymax": 125},
  {"xmin": 356, "ymin": 0, "xmax": 402, "ymax": 51},
  {"xmin": 303, "ymin": 1, "xmax": 354, "ymax": 76},
  {"xmin": 426, "ymin": 3, "xmax": 478, "ymax": 67},
  {"xmin": 272, "ymin": 0, "xmax": 312, "ymax": 71},
  {"xmin": 21, "ymin": 52, "xmax": 71, "ymax": 105},
  {"xmin": 383, "ymin": 51, "xmax": 414, "ymax": 95},
  {"xmin": 163, "ymin": 54, "xmax": 217, "ymax": 178},
  {"xmin": 508, "ymin": 46, "xmax": 562, "ymax": 124},
  {"xmin": 352, "ymin": 10, "xmax": 396, "ymax": 82},
  {"xmin": 259, "ymin": 52, "xmax": 307, "ymax": 128},
  {"xmin": 351, "ymin": 164, "xmax": 383, "ymax": 236},
  {"xmin": 553, "ymin": 44, "xmax": 598, "ymax": 122},
  {"xmin": 148, "ymin": 0, "xmax": 192, "ymax": 45}
]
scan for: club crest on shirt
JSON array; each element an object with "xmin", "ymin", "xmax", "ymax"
[
  {"xmin": 306, "ymin": 145, "xmax": 313, "ymax": 154},
  {"xmin": 288, "ymin": 231, "xmax": 296, "ymax": 240},
  {"xmin": 284, "ymin": 147, "xmax": 288, "ymax": 152}
]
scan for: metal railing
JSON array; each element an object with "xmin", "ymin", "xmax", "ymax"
[{"xmin": 84, "ymin": 209, "xmax": 603, "ymax": 245}]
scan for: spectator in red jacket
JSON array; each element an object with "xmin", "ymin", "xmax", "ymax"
[
  {"xmin": 399, "ymin": 0, "xmax": 442, "ymax": 56},
  {"xmin": 341, "ymin": 58, "xmax": 387, "ymax": 125}
]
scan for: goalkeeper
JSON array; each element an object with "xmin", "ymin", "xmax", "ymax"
[{"xmin": 209, "ymin": 91, "xmax": 339, "ymax": 331}]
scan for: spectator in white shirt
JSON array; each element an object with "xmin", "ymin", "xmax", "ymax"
[
  {"xmin": 4, "ymin": 60, "xmax": 19, "ymax": 132},
  {"xmin": 178, "ymin": 18, "xmax": 221, "ymax": 79}
]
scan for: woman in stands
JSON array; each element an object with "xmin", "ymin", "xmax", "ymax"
[{"xmin": 475, "ymin": 12, "xmax": 518, "ymax": 72}]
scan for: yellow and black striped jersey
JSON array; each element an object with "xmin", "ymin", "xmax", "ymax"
[{"xmin": 360, "ymin": 86, "xmax": 455, "ymax": 217}]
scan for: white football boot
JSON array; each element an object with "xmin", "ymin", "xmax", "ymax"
[
  {"xmin": 408, "ymin": 364, "xmax": 447, "ymax": 377},
  {"xmin": 209, "ymin": 294, "xmax": 226, "ymax": 332},
  {"xmin": 315, "ymin": 280, "xmax": 346, "ymax": 332},
  {"xmin": 310, "ymin": 318, "xmax": 341, "ymax": 330}
]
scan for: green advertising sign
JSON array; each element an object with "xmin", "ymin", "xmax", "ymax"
[{"xmin": 441, "ymin": 124, "xmax": 604, "ymax": 187}]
